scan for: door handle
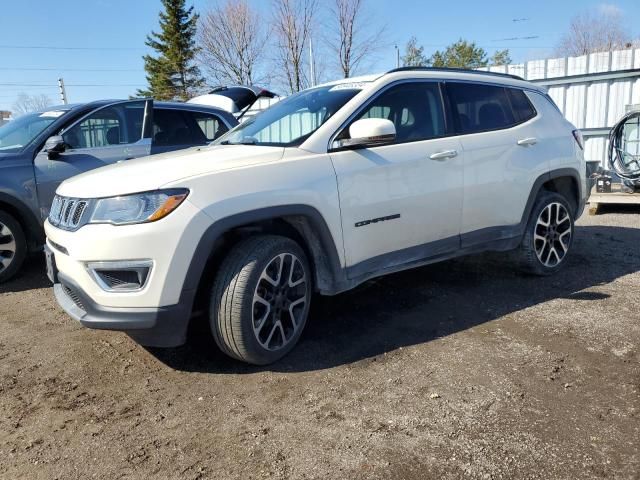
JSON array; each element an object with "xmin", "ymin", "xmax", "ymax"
[
  {"xmin": 429, "ymin": 150, "xmax": 458, "ymax": 161},
  {"xmin": 517, "ymin": 137, "xmax": 537, "ymax": 146}
]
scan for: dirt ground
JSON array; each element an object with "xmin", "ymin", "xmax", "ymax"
[{"xmin": 1, "ymin": 206, "xmax": 639, "ymax": 480}]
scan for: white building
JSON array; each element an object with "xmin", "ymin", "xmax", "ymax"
[{"xmin": 480, "ymin": 48, "xmax": 640, "ymax": 167}]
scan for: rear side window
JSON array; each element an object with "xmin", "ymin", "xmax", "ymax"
[
  {"xmin": 152, "ymin": 109, "xmax": 195, "ymax": 146},
  {"xmin": 187, "ymin": 112, "xmax": 229, "ymax": 141},
  {"xmin": 447, "ymin": 83, "xmax": 516, "ymax": 134},
  {"xmin": 507, "ymin": 88, "xmax": 536, "ymax": 123}
]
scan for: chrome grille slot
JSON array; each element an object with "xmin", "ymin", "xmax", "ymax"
[
  {"xmin": 63, "ymin": 200, "xmax": 75, "ymax": 226},
  {"xmin": 72, "ymin": 202, "xmax": 87, "ymax": 225},
  {"xmin": 49, "ymin": 196, "xmax": 91, "ymax": 231}
]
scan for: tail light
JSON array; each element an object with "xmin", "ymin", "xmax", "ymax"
[{"xmin": 572, "ymin": 129, "xmax": 584, "ymax": 150}]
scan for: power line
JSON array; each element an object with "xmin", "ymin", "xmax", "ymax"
[
  {"xmin": 382, "ymin": 41, "xmax": 554, "ymax": 50},
  {"xmin": 0, "ymin": 83, "xmax": 144, "ymax": 87},
  {"xmin": 492, "ymin": 36, "xmax": 540, "ymax": 42},
  {"xmin": 0, "ymin": 44, "xmax": 145, "ymax": 51},
  {"xmin": 0, "ymin": 67, "xmax": 140, "ymax": 72}
]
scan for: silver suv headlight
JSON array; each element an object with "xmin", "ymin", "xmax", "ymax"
[{"xmin": 49, "ymin": 189, "xmax": 189, "ymax": 231}]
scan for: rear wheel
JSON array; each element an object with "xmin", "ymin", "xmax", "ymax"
[
  {"xmin": 0, "ymin": 211, "xmax": 27, "ymax": 283},
  {"xmin": 517, "ymin": 191, "xmax": 574, "ymax": 275},
  {"xmin": 210, "ymin": 235, "xmax": 312, "ymax": 365}
]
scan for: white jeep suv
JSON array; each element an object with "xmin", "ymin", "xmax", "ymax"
[{"xmin": 44, "ymin": 68, "xmax": 587, "ymax": 365}]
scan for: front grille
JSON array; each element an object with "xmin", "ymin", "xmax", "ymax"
[
  {"xmin": 49, "ymin": 196, "xmax": 89, "ymax": 231},
  {"xmin": 62, "ymin": 284, "xmax": 86, "ymax": 312}
]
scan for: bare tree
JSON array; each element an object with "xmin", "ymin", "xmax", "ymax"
[
  {"xmin": 556, "ymin": 6, "xmax": 633, "ymax": 57},
  {"xmin": 12, "ymin": 93, "xmax": 52, "ymax": 116},
  {"xmin": 198, "ymin": 0, "xmax": 268, "ymax": 86},
  {"xmin": 272, "ymin": 0, "xmax": 317, "ymax": 93},
  {"xmin": 328, "ymin": 0, "xmax": 385, "ymax": 78}
]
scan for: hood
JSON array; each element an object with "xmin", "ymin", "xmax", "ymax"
[{"xmin": 57, "ymin": 145, "xmax": 285, "ymax": 198}]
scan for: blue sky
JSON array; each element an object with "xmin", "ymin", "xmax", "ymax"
[{"xmin": 1, "ymin": 0, "xmax": 639, "ymax": 112}]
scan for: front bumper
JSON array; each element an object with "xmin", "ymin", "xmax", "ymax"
[
  {"xmin": 44, "ymin": 198, "xmax": 211, "ymax": 309},
  {"xmin": 54, "ymin": 272, "xmax": 193, "ymax": 347}
]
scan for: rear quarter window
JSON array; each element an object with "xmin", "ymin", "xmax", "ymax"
[{"xmin": 507, "ymin": 88, "xmax": 537, "ymax": 123}]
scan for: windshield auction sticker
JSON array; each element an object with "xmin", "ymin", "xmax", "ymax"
[
  {"xmin": 39, "ymin": 111, "xmax": 65, "ymax": 118},
  {"xmin": 329, "ymin": 82, "xmax": 367, "ymax": 91}
]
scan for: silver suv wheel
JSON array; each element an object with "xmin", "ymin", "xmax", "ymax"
[
  {"xmin": 0, "ymin": 221, "xmax": 17, "ymax": 274},
  {"xmin": 0, "ymin": 211, "xmax": 26, "ymax": 283}
]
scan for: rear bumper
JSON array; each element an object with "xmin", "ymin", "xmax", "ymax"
[{"xmin": 54, "ymin": 272, "xmax": 194, "ymax": 347}]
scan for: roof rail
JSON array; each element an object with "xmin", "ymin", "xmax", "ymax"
[{"xmin": 386, "ymin": 66, "xmax": 524, "ymax": 81}]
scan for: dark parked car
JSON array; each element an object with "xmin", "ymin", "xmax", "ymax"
[{"xmin": 0, "ymin": 99, "xmax": 237, "ymax": 282}]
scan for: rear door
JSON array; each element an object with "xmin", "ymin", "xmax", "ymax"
[
  {"xmin": 33, "ymin": 100, "xmax": 152, "ymax": 214},
  {"xmin": 445, "ymin": 82, "xmax": 545, "ymax": 245}
]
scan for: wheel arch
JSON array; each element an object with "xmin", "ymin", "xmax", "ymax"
[
  {"xmin": 520, "ymin": 168, "xmax": 582, "ymax": 228},
  {"xmin": 176, "ymin": 205, "xmax": 346, "ymax": 318},
  {"xmin": 0, "ymin": 192, "xmax": 44, "ymax": 251}
]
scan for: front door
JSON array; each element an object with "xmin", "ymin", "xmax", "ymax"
[
  {"xmin": 329, "ymin": 81, "xmax": 464, "ymax": 277},
  {"xmin": 33, "ymin": 100, "xmax": 152, "ymax": 218}
]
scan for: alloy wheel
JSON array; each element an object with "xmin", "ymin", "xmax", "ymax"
[
  {"xmin": 0, "ymin": 221, "xmax": 17, "ymax": 274},
  {"xmin": 533, "ymin": 202, "xmax": 572, "ymax": 268},
  {"xmin": 252, "ymin": 253, "xmax": 308, "ymax": 351}
]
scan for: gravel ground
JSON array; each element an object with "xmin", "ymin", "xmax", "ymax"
[{"xmin": 1, "ymin": 206, "xmax": 639, "ymax": 480}]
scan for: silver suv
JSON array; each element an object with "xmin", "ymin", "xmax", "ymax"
[{"xmin": 0, "ymin": 99, "xmax": 236, "ymax": 282}]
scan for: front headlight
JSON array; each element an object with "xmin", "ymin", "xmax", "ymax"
[{"xmin": 89, "ymin": 189, "xmax": 189, "ymax": 226}]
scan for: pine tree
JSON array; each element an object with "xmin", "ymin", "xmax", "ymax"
[
  {"xmin": 428, "ymin": 39, "xmax": 488, "ymax": 69},
  {"xmin": 490, "ymin": 49, "xmax": 512, "ymax": 66},
  {"xmin": 138, "ymin": 0, "xmax": 204, "ymax": 101},
  {"xmin": 402, "ymin": 37, "xmax": 428, "ymax": 67}
]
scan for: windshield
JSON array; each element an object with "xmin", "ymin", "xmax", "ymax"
[
  {"xmin": 0, "ymin": 110, "xmax": 66, "ymax": 153},
  {"xmin": 215, "ymin": 84, "xmax": 364, "ymax": 147}
]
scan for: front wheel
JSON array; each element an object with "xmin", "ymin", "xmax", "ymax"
[
  {"xmin": 517, "ymin": 191, "xmax": 575, "ymax": 276},
  {"xmin": 210, "ymin": 235, "xmax": 312, "ymax": 365},
  {"xmin": 0, "ymin": 211, "xmax": 27, "ymax": 283}
]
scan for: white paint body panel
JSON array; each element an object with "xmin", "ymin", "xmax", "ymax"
[
  {"xmin": 46, "ymin": 69, "xmax": 585, "ymax": 314},
  {"xmin": 331, "ymin": 137, "xmax": 463, "ymax": 267}
]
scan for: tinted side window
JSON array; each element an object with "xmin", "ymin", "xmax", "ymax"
[
  {"xmin": 508, "ymin": 89, "xmax": 536, "ymax": 123},
  {"xmin": 188, "ymin": 112, "xmax": 229, "ymax": 141},
  {"xmin": 350, "ymin": 82, "xmax": 445, "ymax": 143},
  {"xmin": 447, "ymin": 83, "xmax": 515, "ymax": 134},
  {"xmin": 63, "ymin": 102, "xmax": 144, "ymax": 149},
  {"xmin": 152, "ymin": 109, "xmax": 194, "ymax": 146}
]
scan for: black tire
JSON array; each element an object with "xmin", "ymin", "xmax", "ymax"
[
  {"xmin": 210, "ymin": 235, "xmax": 312, "ymax": 365},
  {"xmin": 517, "ymin": 191, "xmax": 575, "ymax": 276},
  {"xmin": 0, "ymin": 210, "xmax": 27, "ymax": 283}
]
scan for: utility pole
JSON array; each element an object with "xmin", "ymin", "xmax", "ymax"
[
  {"xmin": 395, "ymin": 45, "xmax": 400, "ymax": 68},
  {"xmin": 58, "ymin": 78, "xmax": 68, "ymax": 104},
  {"xmin": 309, "ymin": 39, "xmax": 315, "ymax": 86}
]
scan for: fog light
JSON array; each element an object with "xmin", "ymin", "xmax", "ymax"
[{"xmin": 86, "ymin": 260, "xmax": 153, "ymax": 292}]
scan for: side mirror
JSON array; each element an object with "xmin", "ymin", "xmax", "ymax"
[
  {"xmin": 44, "ymin": 135, "xmax": 66, "ymax": 160},
  {"xmin": 335, "ymin": 118, "xmax": 396, "ymax": 149}
]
